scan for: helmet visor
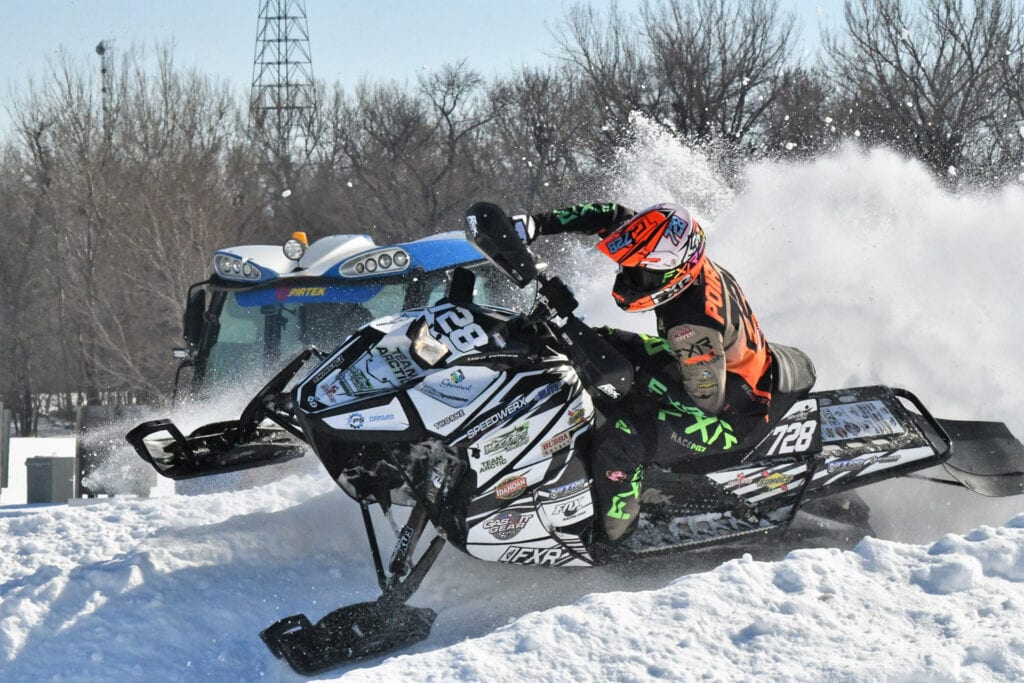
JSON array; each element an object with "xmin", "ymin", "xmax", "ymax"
[{"xmin": 620, "ymin": 266, "xmax": 666, "ymax": 293}]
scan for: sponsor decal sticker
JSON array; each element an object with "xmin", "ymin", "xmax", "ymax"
[
  {"xmin": 551, "ymin": 496, "xmax": 587, "ymax": 520},
  {"xmin": 670, "ymin": 431, "xmax": 707, "ymax": 453},
  {"xmin": 479, "ymin": 455, "xmax": 507, "ymax": 473},
  {"xmin": 347, "ymin": 413, "xmax": 364, "ymax": 429},
  {"xmin": 439, "ymin": 369, "xmax": 474, "ymax": 393},
  {"xmin": 466, "ymin": 396, "xmax": 531, "ymax": 440},
  {"xmin": 546, "ymin": 478, "xmax": 588, "ymax": 499},
  {"xmin": 730, "ymin": 469, "xmax": 795, "ymax": 491},
  {"xmin": 670, "ymin": 326, "xmax": 695, "ymax": 342},
  {"xmin": 532, "ymin": 381, "xmax": 564, "ymax": 402},
  {"xmin": 499, "ymin": 546, "xmax": 569, "ymax": 566},
  {"xmin": 826, "ymin": 453, "xmax": 901, "ymax": 474},
  {"xmin": 378, "ymin": 346, "xmax": 417, "ymax": 381},
  {"xmin": 276, "ymin": 286, "xmax": 327, "ymax": 301},
  {"xmin": 762, "ymin": 472, "xmax": 792, "ymax": 491},
  {"xmin": 483, "ymin": 423, "xmax": 530, "ymax": 455},
  {"xmin": 495, "ymin": 475, "xmax": 527, "ymax": 500},
  {"xmin": 541, "ymin": 431, "xmax": 572, "ymax": 456},
  {"xmin": 482, "ymin": 512, "xmax": 533, "ymax": 540},
  {"xmin": 433, "ymin": 409, "xmax": 465, "ymax": 430},
  {"xmin": 339, "ymin": 367, "xmax": 375, "ymax": 395}
]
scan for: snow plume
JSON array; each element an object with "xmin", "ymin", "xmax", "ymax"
[
  {"xmin": 551, "ymin": 124, "xmax": 1024, "ymax": 542},
  {"xmin": 82, "ymin": 381, "xmax": 323, "ymax": 496},
  {"xmin": 555, "ymin": 122, "xmax": 1024, "ymax": 441},
  {"xmin": 599, "ymin": 113, "xmax": 737, "ymax": 220}
]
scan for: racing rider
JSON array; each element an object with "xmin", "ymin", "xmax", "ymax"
[{"xmin": 513, "ymin": 202, "xmax": 779, "ymax": 542}]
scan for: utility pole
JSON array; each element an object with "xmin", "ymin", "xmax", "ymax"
[{"xmin": 251, "ymin": 0, "xmax": 315, "ymax": 159}]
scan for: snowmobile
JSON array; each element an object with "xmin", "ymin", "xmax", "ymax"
[{"xmin": 127, "ymin": 203, "xmax": 1024, "ymax": 675}]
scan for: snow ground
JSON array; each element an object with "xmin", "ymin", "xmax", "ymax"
[{"xmin": 3, "ymin": 136, "xmax": 1024, "ymax": 681}]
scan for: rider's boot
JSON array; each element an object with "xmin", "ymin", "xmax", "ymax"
[{"xmin": 596, "ymin": 463, "xmax": 644, "ymax": 542}]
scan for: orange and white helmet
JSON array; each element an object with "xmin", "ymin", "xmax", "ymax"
[{"xmin": 596, "ymin": 203, "xmax": 706, "ymax": 312}]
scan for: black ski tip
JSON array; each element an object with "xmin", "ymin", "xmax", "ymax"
[
  {"xmin": 260, "ymin": 613, "xmax": 313, "ymax": 659},
  {"xmin": 260, "ymin": 601, "xmax": 437, "ymax": 676}
]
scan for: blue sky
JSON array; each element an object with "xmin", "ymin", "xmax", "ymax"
[{"xmin": 0, "ymin": 1, "xmax": 840, "ymax": 131}]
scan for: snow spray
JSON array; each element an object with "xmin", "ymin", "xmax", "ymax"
[{"xmin": 545, "ymin": 115, "xmax": 1024, "ymax": 541}]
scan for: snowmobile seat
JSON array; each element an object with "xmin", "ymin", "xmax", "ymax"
[{"xmin": 769, "ymin": 343, "xmax": 816, "ymax": 397}]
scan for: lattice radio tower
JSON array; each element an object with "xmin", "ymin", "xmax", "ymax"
[
  {"xmin": 95, "ymin": 40, "xmax": 114, "ymax": 143},
  {"xmin": 251, "ymin": 0, "xmax": 315, "ymax": 157}
]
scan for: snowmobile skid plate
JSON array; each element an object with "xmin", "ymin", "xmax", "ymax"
[
  {"xmin": 260, "ymin": 599, "xmax": 437, "ymax": 675},
  {"xmin": 125, "ymin": 418, "xmax": 305, "ymax": 480}
]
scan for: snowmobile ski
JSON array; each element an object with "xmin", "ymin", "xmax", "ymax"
[
  {"xmin": 260, "ymin": 600, "xmax": 436, "ymax": 675},
  {"xmin": 125, "ymin": 418, "xmax": 305, "ymax": 480}
]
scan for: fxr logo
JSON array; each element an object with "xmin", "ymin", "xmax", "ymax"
[{"xmin": 499, "ymin": 546, "xmax": 567, "ymax": 565}]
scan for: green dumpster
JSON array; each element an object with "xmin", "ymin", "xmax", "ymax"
[{"xmin": 26, "ymin": 457, "xmax": 76, "ymax": 503}]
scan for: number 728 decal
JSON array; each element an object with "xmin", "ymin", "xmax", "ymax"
[{"xmin": 765, "ymin": 420, "xmax": 818, "ymax": 456}]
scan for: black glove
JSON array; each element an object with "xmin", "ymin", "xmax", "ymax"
[{"xmin": 538, "ymin": 276, "xmax": 579, "ymax": 317}]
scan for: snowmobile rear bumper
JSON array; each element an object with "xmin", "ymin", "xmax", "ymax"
[{"xmin": 938, "ymin": 417, "xmax": 1024, "ymax": 496}]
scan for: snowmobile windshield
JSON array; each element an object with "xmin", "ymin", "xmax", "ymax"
[{"xmin": 195, "ymin": 264, "xmax": 532, "ymax": 397}]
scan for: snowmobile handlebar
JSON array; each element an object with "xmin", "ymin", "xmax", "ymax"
[
  {"xmin": 465, "ymin": 201, "xmax": 540, "ymax": 288},
  {"xmin": 462, "ymin": 201, "xmax": 635, "ymax": 399}
]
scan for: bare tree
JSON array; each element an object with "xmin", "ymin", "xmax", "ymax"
[
  {"xmin": 554, "ymin": 0, "xmax": 797, "ymax": 150},
  {"xmin": 0, "ymin": 142, "xmax": 62, "ymax": 434},
  {"xmin": 642, "ymin": 0, "xmax": 798, "ymax": 142},
  {"xmin": 761, "ymin": 67, "xmax": 838, "ymax": 156},
  {"xmin": 483, "ymin": 66, "xmax": 599, "ymax": 210},
  {"xmin": 554, "ymin": 1, "xmax": 665, "ymax": 150},
  {"xmin": 326, "ymin": 62, "xmax": 493, "ymax": 241},
  {"xmin": 8, "ymin": 47, "xmax": 265, "ymax": 401},
  {"xmin": 825, "ymin": 0, "xmax": 1021, "ymax": 182}
]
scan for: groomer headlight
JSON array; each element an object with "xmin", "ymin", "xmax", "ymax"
[
  {"xmin": 283, "ymin": 231, "xmax": 309, "ymax": 261},
  {"xmin": 339, "ymin": 248, "xmax": 412, "ymax": 277},
  {"xmin": 214, "ymin": 253, "xmax": 261, "ymax": 281}
]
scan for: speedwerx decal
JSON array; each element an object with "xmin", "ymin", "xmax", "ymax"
[{"xmin": 466, "ymin": 397, "xmax": 531, "ymax": 440}]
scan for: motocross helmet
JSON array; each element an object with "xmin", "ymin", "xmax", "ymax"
[{"xmin": 596, "ymin": 203, "xmax": 706, "ymax": 312}]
